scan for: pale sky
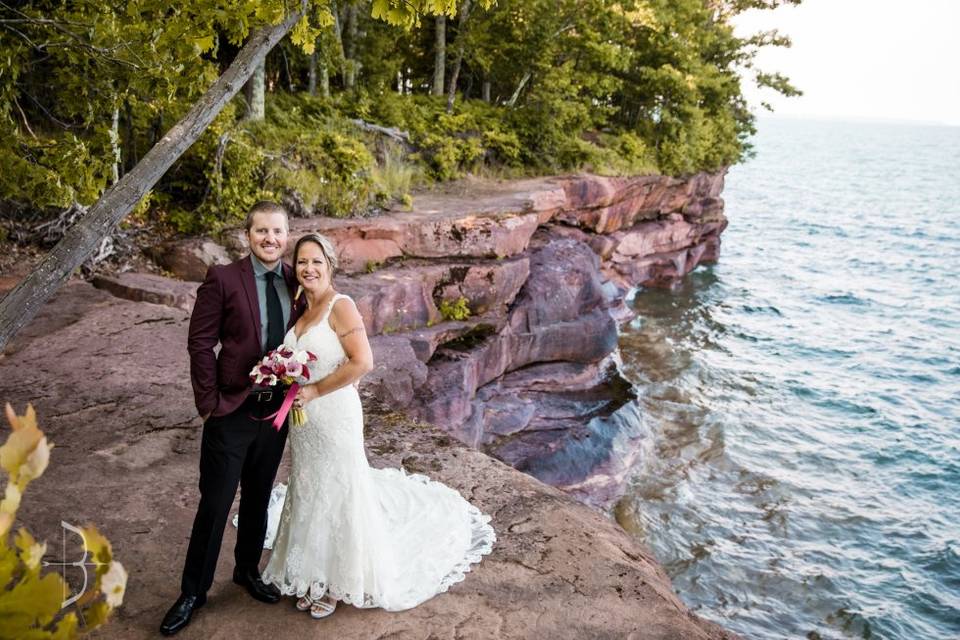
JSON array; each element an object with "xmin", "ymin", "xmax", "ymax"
[{"xmin": 733, "ymin": 0, "xmax": 960, "ymax": 126}]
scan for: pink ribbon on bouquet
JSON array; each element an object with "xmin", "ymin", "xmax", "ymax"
[{"xmin": 263, "ymin": 383, "xmax": 299, "ymax": 432}]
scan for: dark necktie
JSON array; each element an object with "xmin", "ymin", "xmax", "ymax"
[{"xmin": 264, "ymin": 271, "xmax": 284, "ymax": 353}]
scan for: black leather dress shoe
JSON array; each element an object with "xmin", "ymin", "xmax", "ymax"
[
  {"xmin": 232, "ymin": 566, "xmax": 281, "ymax": 603},
  {"xmin": 159, "ymin": 593, "xmax": 206, "ymax": 636}
]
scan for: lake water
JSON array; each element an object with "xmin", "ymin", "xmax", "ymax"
[{"xmin": 616, "ymin": 118, "xmax": 960, "ymax": 639}]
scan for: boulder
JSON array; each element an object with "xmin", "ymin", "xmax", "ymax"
[
  {"xmin": 92, "ymin": 273, "xmax": 197, "ymax": 312},
  {"xmin": 148, "ymin": 238, "xmax": 232, "ymax": 282},
  {"xmin": 364, "ymin": 335, "xmax": 429, "ymax": 409}
]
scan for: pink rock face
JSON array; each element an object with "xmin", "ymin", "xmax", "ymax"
[
  {"xmin": 508, "ymin": 237, "xmax": 613, "ymax": 332},
  {"xmin": 225, "ymin": 207, "xmax": 544, "ymax": 274},
  {"xmin": 410, "ymin": 238, "xmax": 623, "ymax": 436},
  {"xmin": 337, "ymin": 257, "xmax": 529, "ymax": 336},
  {"xmin": 599, "ymin": 216, "xmax": 728, "ymax": 290},
  {"xmin": 553, "ymin": 172, "xmax": 726, "ymax": 234}
]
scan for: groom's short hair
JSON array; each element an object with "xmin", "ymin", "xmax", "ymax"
[{"xmin": 245, "ymin": 201, "xmax": 289, "ymax": 231}]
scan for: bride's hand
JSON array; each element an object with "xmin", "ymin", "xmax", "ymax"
[{"xmin": 294, "ymin": 384, "xmax": 319, "ymax": 408}]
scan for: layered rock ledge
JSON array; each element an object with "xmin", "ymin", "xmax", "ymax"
[{"xmin": 90, "ymin": 170, "xmax": 727, "ymax": 510}]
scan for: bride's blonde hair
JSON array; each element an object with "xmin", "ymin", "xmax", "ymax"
[{"xmin": 293, "ymin": 232, "xmax": 338, "ymax": 270}]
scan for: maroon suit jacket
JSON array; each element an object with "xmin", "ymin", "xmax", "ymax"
[{"xmin": 188, "ymin": 256, "xmax": 303, "ymax": 418}]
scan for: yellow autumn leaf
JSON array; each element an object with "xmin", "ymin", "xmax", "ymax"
[
  {"xmin": 14, "ymin": 528, "xmax": 46, "ymax": 570},
  {"xmin": 81, "ymin": 525, "xmax": 113, "ymax": 568},
  {"xmin": 20, "ymin": 436, "xmax": 52, "ymax": 484},
  {"xmin": 82, "ymin": 600, "xmax": 111, "ymax": 629},
  {"xmin": 1, "ymin": 483, "xmax": 21, "ymax": 517},
  {"xmin": 0, "ymin": 570, "xmax": 64, "ymax": 627},
  {"xmin": 193, "ymin": 35, "xmax": 215, "ymax": 53},
  {"xmin": 0, "ymin": 545, "xmax": 18, "ymax": 587},
  {"xmin": 1, "ymin": 403, "xmax": 43, "ymax": 477}
]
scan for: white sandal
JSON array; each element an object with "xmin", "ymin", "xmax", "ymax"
[
  {"xmin": 309, "ymin": 594, "xmax": 337, "ymax": 619},
  {"xmin": 295, "ymin": 594, "xmax": 314, "ymax": 611}
]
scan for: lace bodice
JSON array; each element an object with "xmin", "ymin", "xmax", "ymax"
[{"xmin": 283, "ymin": 292, "xmax": 350, "ymax": 382}]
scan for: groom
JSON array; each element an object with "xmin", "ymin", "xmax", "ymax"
[{"xmin": 161, "ymin": 201, "xmax": 303, "ymax": 636}]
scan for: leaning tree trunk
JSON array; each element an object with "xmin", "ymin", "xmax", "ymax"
[
  {"xmin": 432, "ymin": 15, "xmax": 445, "ymax": 96},
  {"xmin": 0, "ymin": 9, "xmax": 305, "ymax": 352}
]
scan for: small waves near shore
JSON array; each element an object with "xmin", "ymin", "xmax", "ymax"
[{"xmin": 615, "ymin": 118, "xmax": 960, "ymax": 640}]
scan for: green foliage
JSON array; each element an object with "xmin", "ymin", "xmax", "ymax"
[
  {"xmin": 0, "ymin": 404, "xmax": 126, "ymax": 639},
  {"xmin": 438, "ymin": 296, "xmax": 471, "ymax": 321},
  {"xmin": 0, "ymin": 0, "xmax": 801, "ymax": 227},
  {"xmin": 341, "ymin": 93, "xmax": 525, "ymax": 180},
  {"xmin": 370, "ymin": 142, "xmax": 422, "ymax": 207}
]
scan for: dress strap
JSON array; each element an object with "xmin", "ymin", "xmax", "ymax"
[{"xmin": 319, "ymin": 293, "xmax": 346, "ymax": 324}]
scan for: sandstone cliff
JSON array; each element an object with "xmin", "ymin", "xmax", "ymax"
[{"xmin": 94, "ymin": 171, "xmax": 727, "ymax": 509}]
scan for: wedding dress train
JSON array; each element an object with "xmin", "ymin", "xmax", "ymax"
[{"xmin": 258, "ymin": 293, "xmax": 496, "ymax": 611}]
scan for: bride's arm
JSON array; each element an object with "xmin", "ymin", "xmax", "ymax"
[{"xmin": 299, "ymin": 297, "xmax": 373, "ymax": 402}]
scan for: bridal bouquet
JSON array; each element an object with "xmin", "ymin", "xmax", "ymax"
[{"xmin": 249, "ymin": 346, "xmax": 318, "ymax": 429}]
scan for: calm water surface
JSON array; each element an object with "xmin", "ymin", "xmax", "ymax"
[{"xmin": 616, "ymin": 118, "xmax": 960, "ymax": 639}]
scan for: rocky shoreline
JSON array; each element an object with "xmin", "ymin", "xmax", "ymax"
[
  {"xmin": 0, "ymin": 170, "xmax": 733, "ymax": 638},
  {"xmin": 92, "ymin": 170, "xmax": 727, "ymax": 508}
]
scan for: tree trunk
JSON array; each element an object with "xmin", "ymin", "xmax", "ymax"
[
  {"xmin": 123, "ymin": 99, "xmax": 137, "ymax": 170},
  {"xmin": 445, "ymin": 0, "xmax": 472, "ymax": 113},
  {"xmin": 344, "ymin": 3, "xmax": 358, "ymax": 90},
  {"xmin": 331, "ymin": 0, "xmax": 346, "ymax": 88},
  {"xmin": 243, "ymin": 60, "xmax": 266, "ymax": 120},
  {"xmin": 482, "ymin": 79, "xmax": 490, "ymax": 103},
  {"xmin": 109, "ymin": 102, "xmax": 121, "ymax": 183},
  {"xmin": 308, "ymin": 51, "xmax": 317, "ymax": 95},
  {"xmin": 0, "ymin": 11, "xmax": 304, "ymax": 352},
  {"xmin": 505, "ymin": 70, "xmax": 531, "ymax": 107},
  {"xmin": 432, "ymin": 15, "xmax": 445, "ymax": 96},
  {"xmin": 320, "ymin": 63, "xmax": 330, "ymax": 98}
]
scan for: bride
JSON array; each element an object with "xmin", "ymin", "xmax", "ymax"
[{"xmin": 259, "ymin": 232, "xmax": 496, "ymax": 619}]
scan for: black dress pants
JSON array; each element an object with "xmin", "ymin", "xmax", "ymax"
[{"xmin": 180, "ymin": 393, "xmax": 288, "ymax": 596}]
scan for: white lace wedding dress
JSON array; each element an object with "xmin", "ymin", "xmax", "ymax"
[{"xmin": 258, "ymin": 293, "xmax": 496, "ymax": 611}]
